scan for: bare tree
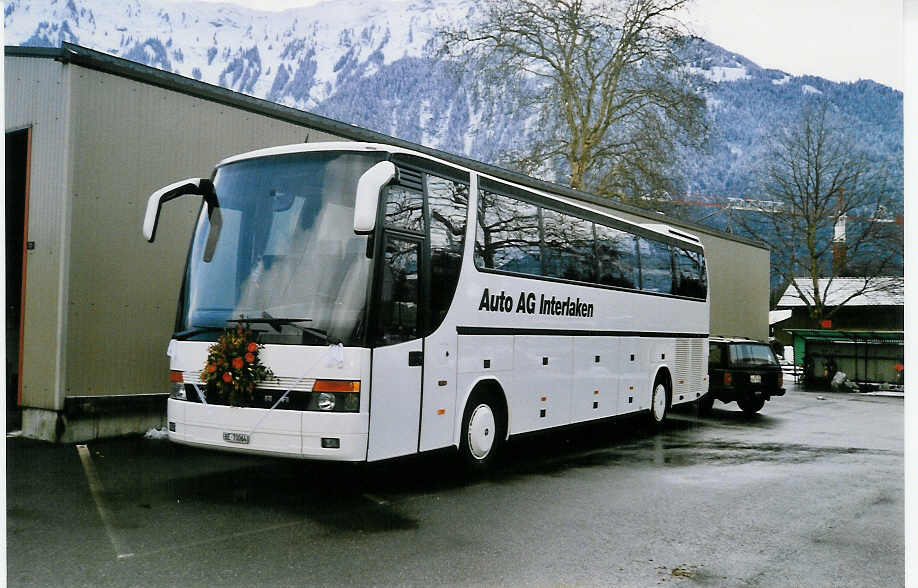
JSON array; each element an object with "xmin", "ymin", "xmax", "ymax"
[
  {"xmin": 737, "ymin": 101, "xmax": 903, "ymax": 323},
  {"xmin": 440, "ymin": 0, "xmax": 707, "ymax": 202}
]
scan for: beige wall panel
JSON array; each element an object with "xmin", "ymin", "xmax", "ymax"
[
  {"xmin": 5, "ymin": 58, "xmax": 72, "ymax": 410},
  {"xmin": 603, "ymin": 208, "xmax": 770, "ymax": 341},
  {"xmin": 66, "ymin": 66, "xmax": 345, "ymax": 397},
  {"xmin": 700, "ymin": 234, "xmax": 770, "ymax": 340}
]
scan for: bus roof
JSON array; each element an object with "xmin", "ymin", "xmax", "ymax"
[{"xmin": 218, "ymin": 141, "xmax": 705, "ymax": 249}]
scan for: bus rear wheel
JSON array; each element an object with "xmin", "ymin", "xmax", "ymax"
[
  {"xmin": 649, "ymin": 376, "xmax": 670, "ymax": 426},
  {"xmin": 459, "ymin": 391, "xmax": 504, "ymax": 471}
]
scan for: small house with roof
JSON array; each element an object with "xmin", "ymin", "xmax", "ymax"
[{"xmin": 774, "ymin": 277, "xmax": 904, "ymax": 387}]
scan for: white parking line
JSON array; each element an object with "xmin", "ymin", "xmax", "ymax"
[
  {"xmin": 131, "ymin": 520, "xmax": 303, "ymax": 559},
  {"xmin": 76, "ymin": 444, "xmax": 135, "ymax": 560}
]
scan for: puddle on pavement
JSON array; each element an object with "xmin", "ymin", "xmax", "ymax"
[
  {"xmin": 584, "ymin": 438, "xmax": 876, "ymax": 468},
  {"xmin": 494, "ymin": 433, "xmax": 885, "ymax": 478}
]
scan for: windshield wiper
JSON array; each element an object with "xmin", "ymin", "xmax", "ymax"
[
  {"xmin": 173, "ymin": 325, "xmax": 226, "ymax": 340},
  {"xmin": 229, "ymin": 313, "xmax": 329, "ymax": 344},
  {"xmin": 228, "ymin": 314, "xmax": 312, "ymax": 333}
]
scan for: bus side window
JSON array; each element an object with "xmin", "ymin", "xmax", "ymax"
[
  {"xmin": 384, "ymin": 185, "xmax": 425, "ymax": 233},
  {"xmin": 595, "ymin": 223, "xmax": 636, "ymax": 289},
  {"xmin": 475, "ymin": 191, "xmax": 540, "ymax": 273},
  {"xmin": 673, "ymin": 247, "xmax": 707, "ymax": 299},
  {"xmin": 427, "ymin": 176, "xmax": 468, "ymax": 329},
  {"xmin": 542, "ymin": 209, "xmax": 595, "ymax": 282},
  {"xmin": 638, "ymin": 237, "xmax": 674, "ymax": 294},
  {"xmin": 376, "ymin": 237, "xmax": 420, "ymax": 346}
]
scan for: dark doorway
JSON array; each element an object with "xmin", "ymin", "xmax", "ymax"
[{"xmin": 6, "ymin": 128, "xmax": 30, "ymax": 430}]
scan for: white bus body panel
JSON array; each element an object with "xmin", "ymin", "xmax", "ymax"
[
  {"xmin": 571, "ymin": 337, "xmax": 622, "ymax": 422},
  {"xmin": 512, "ymin": 336, "xmax": 573, "ymax": 433}
]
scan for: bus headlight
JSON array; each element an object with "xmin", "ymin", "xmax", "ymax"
[
  {"xmin": 316, "ymin": 393, "xmax": 336, "ymax": 411},
  {"xmin": 311, "ymin": 380, "xmax": 360, "ymax": 412}
]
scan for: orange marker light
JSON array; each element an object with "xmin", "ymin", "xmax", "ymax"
[
  {"xmin": 437, "ymin": 409, "xmax": 446, "ymax": 415},
  {"xmin": 169, "ymin": 370, "xmax": 183, "ymax": 383},
  {"xmin": 313, "ymin": 380, "xmax": 360, "ymax": 393}
]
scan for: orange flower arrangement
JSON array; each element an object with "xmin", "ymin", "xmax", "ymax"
[{"xmin": 200, "ymin": 325, "xmax": 275, "ymax": 406}]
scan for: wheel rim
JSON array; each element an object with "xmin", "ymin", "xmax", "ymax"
[
  {"xmin": 652, "ymin": 383, "xmax": 667, "ymax": 422},
  {"xmin": 467, "ymin": 403, "xmax": 496, "ymax": 460}
]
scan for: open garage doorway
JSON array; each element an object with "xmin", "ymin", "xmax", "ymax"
[{"xmin": 6, "ymin": 128, "xmax": 30, "ymax": 431}]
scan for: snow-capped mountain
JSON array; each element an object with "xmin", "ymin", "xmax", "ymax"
[
  {"xmin": 5, "ymin": 0, "xmax": 468, "ymax": 109},
  {"xmin": 5, "ymin": 0, "xmax": 903, "ymax": 200}
]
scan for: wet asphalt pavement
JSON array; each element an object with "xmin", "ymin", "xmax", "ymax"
[{"xmin": 7, "ymin": 382, "xmax": 903, "ymax": 587}]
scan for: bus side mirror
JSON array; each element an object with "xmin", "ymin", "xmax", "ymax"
[
  {"xmin": 354, "ymin": 161, "xmax": 397, "ymax": 234},
  {"xmin": 142, "ymin": 178, "xmax": 216, "ymax": 242}
]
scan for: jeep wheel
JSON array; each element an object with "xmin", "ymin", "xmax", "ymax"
[
  {"xmin": 697, "ymin": 393, "xmax": 715, "ymax": 415},
  {"xmin": 737, "ymin": 395, "xmax": 765, "ymax": 415}
]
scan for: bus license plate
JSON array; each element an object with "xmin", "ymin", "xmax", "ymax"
[
  {"xmin": 223, "ymin": 432, "xmax": 250, "ymax": 444},
  {"xmin": 749, "ymin": 375, "xmax": 762, "ymax": 384}
]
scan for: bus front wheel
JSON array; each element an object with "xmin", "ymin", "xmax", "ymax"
[{"xmin": 459, "ymin": 391, "xmax": 504, "ymax": 471}]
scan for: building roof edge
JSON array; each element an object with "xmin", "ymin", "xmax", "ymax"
[{"xmin": 5, "ymin": 42, "xmax": 768, "ymax": 250}]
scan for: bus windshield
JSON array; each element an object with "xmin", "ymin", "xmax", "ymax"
[{"xmin": 177, "ymin": 150, "xmax": 385, "ymax": 345}]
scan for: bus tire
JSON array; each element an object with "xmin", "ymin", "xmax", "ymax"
[
  {"xmin": 459, "ymin": 390, "xmax": 504, "ymax": 471},
  {"xmin": 649, "ymin": 374, "xmax": 670, "ymax": 426}
]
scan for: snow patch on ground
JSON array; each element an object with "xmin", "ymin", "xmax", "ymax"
[
  {"xmin": 144, "ymin": 427, "xmax": 169, "ymax": 440},
  {"xmin": 772, "ymin": 75, "xmax": 791, "ymax": 85},
  {"xmin": 802, "ymin": 84, "xmax": 822, "ymax": 95}
]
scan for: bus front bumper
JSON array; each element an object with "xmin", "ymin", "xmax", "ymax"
[{"xmin": 167, "ymin": 398, "xmax": 369, "ymax": 461}]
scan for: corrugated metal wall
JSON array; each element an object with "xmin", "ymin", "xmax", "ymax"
[
  {"xmin": 65, "ymin": 65, "xmax": 344, "ymax": 398},
  {"xmin": 5, "ymin": 57, "xmax": 72, "ymax": 410}
]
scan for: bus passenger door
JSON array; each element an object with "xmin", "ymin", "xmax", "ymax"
[{"xmin": 367, "ymin": 236, "xmax": 423, "ymax": 461}]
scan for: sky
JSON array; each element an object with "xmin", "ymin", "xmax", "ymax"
[
  {"xmin": 179, "ymin": 0, "xmax": 903, "ymax": 90},
  {"xmin": 689, "ymin": 0, "xmax": 903, "ymax": 90}
]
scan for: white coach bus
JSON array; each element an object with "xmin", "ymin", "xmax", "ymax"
[{"xmin": 143, "ymin": 142, "xmax": 709, "ymax": 468}]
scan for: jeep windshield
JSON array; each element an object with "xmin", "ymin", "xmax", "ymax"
[{"xmin": 176, "ymin": 150, "xmax": 386, "ymax": 345}]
